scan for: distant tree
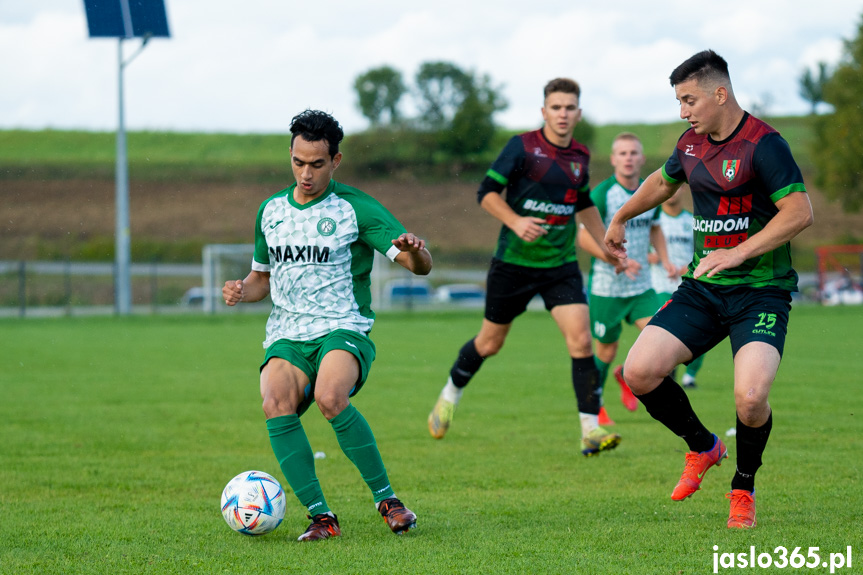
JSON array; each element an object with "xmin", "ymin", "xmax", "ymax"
[
  {"xmin": 812, "ymin": 14, "xmax": 863, "ymax": 211},
  {"xmin": 799, "ymin": 62, "xmax": 829, "ymax": 115},
  {"xmin": 443, "ymin": 72, "xmax": 508, "ymax": 155},
  {"xmin": 572, "ymin": 117, "xmax": 595, "ymax": 150},
  {"xmin": 353, "ymin": 66, "xmax": 406, "ymax": 127},
  {"xmin": 414, "ymin": 61, "xmax": 474, "ymax": 129},
  {"xmin": 749, "ymin": 92, "xmax": 774, "ymax": 118}
]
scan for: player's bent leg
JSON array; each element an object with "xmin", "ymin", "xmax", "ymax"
[
  {"xmin": 261, "ymin": 358, "xmax": 334, "ymax": 527},
  {"xmin": 429, "ymin": 321, "xmax": 511, "ymax": 439},
  {"xmin": 732, "ymin": 342, "xmax": 779, "ymax": 427},
  {"xmin": 550, "ymin": 304, "xmax": 593, "ymax": 357},
  {"xmin": 552, "ymin": 304, "xmax": 621, "ymax": 454},
  {"xmin": 622, "ymin": 325, "xmax": 690, "ymax": 395},
  {"xmin": 260, "ymin": 357, "xmax": 309, "ymax": 418}
]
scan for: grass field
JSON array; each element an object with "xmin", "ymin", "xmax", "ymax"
[{"xmin": 1, "ymin": 306, "xmax": 861, "ymax": 574}]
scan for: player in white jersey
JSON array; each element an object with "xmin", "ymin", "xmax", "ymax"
[
  {"xmin": 222, "ymin": 110, "xmax": 432, "ymax": 542},
  {"xmin": 578, "ymin": 133, "xmax": 675, "ymax": 424},
  {"xmin": 648, "ymin": 188, "xmax": 704, "ymax": 388}
]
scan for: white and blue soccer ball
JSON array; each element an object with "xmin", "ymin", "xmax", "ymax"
[{"xmin": 220, "ymin": 470, "xmax": 286, "ymax": 536}]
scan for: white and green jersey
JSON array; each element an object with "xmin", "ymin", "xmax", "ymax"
[
  {"xmin": 651, "ymin": 208, "xmax": 694, "ymax": 295},
  {"xmin": 588, "ymin": 176, "xmax": 659, "ymax": 298},
  {"xmin": 252, "ymin": 180, "xmax": 406, "ymax": 347}
]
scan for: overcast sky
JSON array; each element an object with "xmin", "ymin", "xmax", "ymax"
[{"xmin": 2, "ymin": 0, "xmax": 861, "ymax": 134}]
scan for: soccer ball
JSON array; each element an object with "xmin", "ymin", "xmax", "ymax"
[{"xmin": 220, "ymin": 470, "xmax": 286, "ymax": 536}]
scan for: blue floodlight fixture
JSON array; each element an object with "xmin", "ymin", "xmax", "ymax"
[
  {"xmin": 83, "ymin": 0, "xmax": 170, "ymax": 38},
  {"xmin": 82, "ymin": 0, "xmax": 170, "ymax": 315}
]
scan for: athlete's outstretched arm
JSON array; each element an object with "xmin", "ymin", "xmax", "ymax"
[
  {"xmin": 605, "ymin": 169, "xmax": 681, "ymax": 258},
  {"xmin": 480, "ymin": 191, "xmax": 548, "ymax": 243},
  {"xmin": 393, "ymin": 233, "xmax": 433, "ymax": 275},
  {"xmin": 693, "ymin": 191, "xmax": 813, "ymax": 279},
  {"xmin": 223, "ymin": 270, "xmax": 270, "ymax": 306}
]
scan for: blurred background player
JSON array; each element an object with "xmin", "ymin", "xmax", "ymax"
[
  {"xmin": 648, "ymin": 188, "xmax": 705, "ymax": 389},
  {"xmin": 605, "ymin": 50, "xmax": 813, "ymax": 528},
  {"xmin": 427, "ymin": 78, "xmax": 622, "ymax": 457},
  {"xmin": 223, "ymin": 110, "xmax": 432, "ymax": 541},
  {"xmin": 577, "ymin": 132, "xmax": 674, "ymax": 425}
]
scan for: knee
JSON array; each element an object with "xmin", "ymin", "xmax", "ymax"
[
  {"xmin": 261, "ymin": 393, "xmax": 297, "ymax": 419},
  {"xmin": 474, "ymin": 336, "xmax": 504, "ymax": 357},
  {"xmin": 735, "ymin": 389, "xmax": 770, "ymax": 425},
  {"xmin": 315, "ymin": 387, "xmax": 349, "ymax": 420},
  {"xmin": 620, "ymin": 357, "xmax": 659, "ymax": 395},
  {"xmin": 567, "ymin": 332, "xmax": 593, "ymax": 357}
]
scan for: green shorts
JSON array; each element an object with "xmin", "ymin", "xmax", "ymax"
[
  {"xmin": 589, "ymin": 290, "xmax": 662, "ymax": 344},
  {"xmin": 261, "ymin": 329, "xmax": 376, "ymax": 416}
]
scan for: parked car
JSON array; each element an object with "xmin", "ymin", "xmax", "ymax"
[
  {"xmin": 434, "ymin": 283, "xmax": 485, "ymax": 306},
  {"xmin": 383, "ymin": 278, "xmax": 433, "ymax": 306}
]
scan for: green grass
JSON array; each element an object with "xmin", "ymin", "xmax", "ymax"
[
  {"xmin": 1, "ymin": 115, "xmax": 815, "ymax": 182},
  {"xmin": 1, "ymin": 306, "xmax": 861, "ymax": 574}
]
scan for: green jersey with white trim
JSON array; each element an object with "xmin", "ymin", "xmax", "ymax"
[
  {"xmin": 588, "ymin": 176, "xmax": 659, "ymax": 297},
  {"xmin": 252, "ymin": 180, "xmax": 406, "ymax": 347}
]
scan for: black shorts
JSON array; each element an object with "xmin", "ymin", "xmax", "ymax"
[
  {"xmin": 484, "ymin": 259, "xmax": 587, "ymax": 325},
  {"xmin": 649, "ymin": 278, "xmax": 792, "ymax": 359}
]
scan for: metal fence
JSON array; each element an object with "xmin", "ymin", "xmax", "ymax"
[
  {"xmin": 0, "ymin": 260, "xmax": 202, "ymax": 318},
  {"xmin": 0, "ymin": 257, "xmax": 491, "ymax": 318}
]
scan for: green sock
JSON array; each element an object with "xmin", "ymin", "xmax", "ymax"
[
  {"xmin": 266, "ymin": 414, "xmax": 330, "ymax": 516},
  {"xmin": 594, "ymin": 356, "xmax": 610, "ymax": 387},
  {"xmin": 329, "ymin": 404, "xmax": 395, "ymax": 503}
]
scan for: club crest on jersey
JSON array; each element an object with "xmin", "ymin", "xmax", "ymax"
[
  {"xmin": 570, "ymin": 162, "xmax": 582, "ymax": 178},
  {"xmin": 317, "ymin": 217, "xmax": 336, "ymax": 236},
  {"xmin": 723, "ymin": 159, "xmax": 740, "ymax": 182}
]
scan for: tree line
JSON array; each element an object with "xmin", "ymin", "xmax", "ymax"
[
  {"xmin": 351, "ymin": 15, "xmax": 863, "ymax": 213},
  {"xmin": 802, "ymin": 14, "xmax": 863, "ymax": 212}
]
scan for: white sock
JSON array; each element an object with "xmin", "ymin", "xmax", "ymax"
[
  {"xmin": 682, "ymin": 373, "xmax": 696, "ymax": 385},
  {"xmin": 579, "ymin": 412, "xmax": 599, "ymax": 436},
  {"xmin": 441, "ymin": 377, "xmax": 463, "ymax": 404},
  {"xmin": 375, "ymin": 496, "xmax": 396, "ymax": 510}
]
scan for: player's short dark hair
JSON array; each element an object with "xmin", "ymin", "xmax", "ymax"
[
  {"xmin": 669, "ymin": 50, "xmax": 731, "ymax": 88},
  {"xmin": 544, "ymin": 78, "xmax": 581, "ymax": 99},
  {"xmin": 289, "ymin": 110, "xmax": 344, "ymax": 158}
]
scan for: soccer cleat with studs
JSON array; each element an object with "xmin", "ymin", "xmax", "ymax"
[
  {"xmin": 726, "ymin": 489, "xmax": 756, "ymax": 529},
  {"xmin": 428, "ymin": 395, "xmax": 455, "ymax": 439},
  {"xmin": 581, "ymin": 426, "xmax": 621, "ymax": 457},
  {"xmin": 670, "ymin": 435, "xmax": 728, "ymax": 501},
  {"xmin": 297, "ymin": 513, "xmax": 341, "ymax": 542},
  {"xmin": 377, "ymin": 497, "xmax": 417, "ymax": 534}
]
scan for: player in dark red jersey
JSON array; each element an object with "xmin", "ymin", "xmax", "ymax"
[
  {"xmin": 604, "ymin": 50, "xmax": 813, "ymax": 528},
  {"xmin": 428, "ymin": 78, "xmax": 622, "ymax": 457}
]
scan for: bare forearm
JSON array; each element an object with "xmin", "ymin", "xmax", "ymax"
[
  {"xmin": 480, "ymin": 192, "xmax": 519, "ymax": 228},
  {"xmin": 239, "ymin": 270, "xmax": 271, "ymax": 303},
  {"xmin": 397, "ymin": 249, "xmax": 433, "ymax": 276},
  {"xmin": 736, "ymin": 193, "xmax": 814, "ymax": 261}
]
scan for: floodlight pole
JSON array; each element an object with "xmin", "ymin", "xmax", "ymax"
[
  {"xmin": 114, "ymin": 34, "xmax": 150, "ymax": 315},
  {"xmin": 115, "ymin": 37, "xmax": 130, "ymax": 315}
]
